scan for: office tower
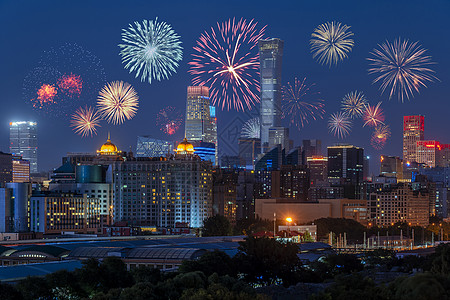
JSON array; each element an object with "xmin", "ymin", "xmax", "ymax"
[
  {"xmin": 236, "ymin": 170, "xmax": 256, "ymax": 220},
  {"xmin": 212, "ymin": 169, "xmax": 238, "ymax": 224},
  {"xmin": 0, "ymin": 152, "xmax": 30, "ymax": 184},
  {"xmin": 403, "ymin": 115, "xmax": 424, "ymax": 162},
  {"xmin": 268, "ymin": 127, "xmax": 290, "ymax": 151},
  {"xmin": 208, "ymin": 106, "xmax": 218, "ymax": 165},
  {"xmin": 307, "ymin": 156, "xmax": 328, "ymax": 186},
  {"xmin": 255, "ymin": 145, "xmax": 283, "ymax": 171},
  {"xmin": 286, "ymin": 147, "xmax": 302, "ymax": 165},
  {"xmin": 238, "ymin": 138, "xmax": 261, "ymax": 169},
  {"xmin": 185, "ymin": 86, "xmax": 211, "ymax": 141},
  {"xmin": 0, "ymin": 183, "xmax": 31, "ymax": 232},
  {"xmin": 9, "ymin": 121, "xmax": 38, "ymax": 173},
  {"xmin": 327, "ymin": 145, "xmax": 364, "ymax": 199},
  {"xmin": 30, "ymin": 191, "xmax": 102, "ymax": 234},
  {"xmin": 272, "ymin": 165, "xmax": 310, "ymax": 201},
  {"xmin": 363, "ymin": 155, "xmax": 370, "ymax": 181},
  {"xmin": 416, "ymin": 140, "xmax": 443, "ymax": 168},
  {"xmin": 191, "ymin": 141, "xmax": 216, "ymax": 163},
  {"xmin": 367, "ymin": 183, "xmax": 429, "ymax": 227},
  {"xmin": 113, "ymin": 139, "xmax": 213, "ymax": 228},
  {"xmin": 220, "ymin": 155, "xmax": 242, "ymax": 169},
  {"xmin": 380, "ymin": 155, "xmax": 403, "ymax": 179},
  {"xmin": 136, "ymin": 136, "xmax": 173, "ymax": 158},
  {"xmin": 259, "ymin": 38, "xmax": 284, "ymax": 147},
  {"xmin": 303, "ymin": 139, "xmax": 322, "ymax": 158}
]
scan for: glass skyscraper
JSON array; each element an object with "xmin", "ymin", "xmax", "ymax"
[
  {"xmin": 136, "ymin": 136, "xmax": 173, "ymax": 158},
  {"xmin": 258, "ymin": 38, "xmax": 284, "ymax": 147},
  {"xmin": 9, "ymin": 121, "xmax": 37, "ymax": 173}
]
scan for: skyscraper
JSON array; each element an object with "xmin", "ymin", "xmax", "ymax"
[
  {"xmin": 9, "ymin": 121, "xmax": 37, "ymax": 173},
  {"xmin": 303, "ymin": 139, "xmax": 322, "ymax": 158},
  {"xmin": 403, "ymin": 115, "xmax": 424, "ymax": 163},
  {"xmin": 185, "ymin": 86, "xmax": 218, "ymax": 165},
  {"xmin": 259, "ymin": 38, "xmax": 284, "ymax": 147},
  {"xmin": 136, "ymin": 136, "xmax": 173, "ymax": 158}
]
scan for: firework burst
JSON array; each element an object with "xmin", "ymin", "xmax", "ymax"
[
  {"xmin": 57, "ymin": 73, "xmax": 83, "ymax": 96},
  {"xmin": 156, "ymin": 106, "xmax": 183, "ymax": 135},
  {"xmin": 189, "ymin": 18, "xmax": 266, "ymax": 111},
  {"xmin": 97, "ymin": 81, "xmax": 139, "ymax": 125},
  {"xmin": 368, "ymin": 38, "xmax": 438, "ymax": 102},
  {"xmin": 363, "ymin": 102, "xmax": 385, "ymax": 127},
  {"xmin": 241, "ymin": 118, "xmax": 260, "ymax": 139},
  {"xmin": 70, "ymin": 106, "xmax": 102, "ymax": 137},
  {"xmin": 281, "ymin": 77, "xmax": 325, "ymax": 129},
  {"xmin": 119, "ymin": 18, "xmax": 183, "ymax": 84},
  {"xmin": 328, "ymin": 112, "xmax": 352, "ymax": 138},
  {"xmin": 341, "ymin": 91, "xmax": 368, "ymax": 119},
  {"xmin": 34, "ymin": 84, "xmax": 58, "ymax": 108},
  {"xmin": 310, "ymin": 21, "xmax": 354, "ymax": 67},
  {"xmin": 371, "ymin": 125, "xmax": 391, "ymax": 150}
]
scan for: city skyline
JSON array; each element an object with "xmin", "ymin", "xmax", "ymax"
[{"xmin": 1, "ymin": 0, "xmax": 449, "ymax": 173}]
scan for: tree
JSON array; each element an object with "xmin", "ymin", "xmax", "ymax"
[
  {"xmin": 314, "ymin": 218, "xmax": 366, "ymax": 241},
  {"xmin": 322, "ymin": 254, "xmax": 363, "ymax": 276},
  {"xmin": 203, "ymin": 215, "xmax": 232, "ymax": 236},
  {"xmin": 0, "ymin": 283, "xmax": 22, "ymax": 300},
  {"xmin": 431, "ymin": 243, "xmax": 450, "ymax": 275},
  {"xmin": 234, "ymin": 236, "xmax": 300, "ymax": 286},
  {"xmin": 179, "ymin": 250, "xmax": 236, "ymax": 277},
  {"xmin": 385, "ymin": 273, "xmax": 449, "ymax": 300},
  {"xmin": 16, "ymin": 276, "xmax": 52, "ymax": 300}
]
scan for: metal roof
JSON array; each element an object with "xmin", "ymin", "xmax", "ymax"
[
  {"xmin": 0, "ymin": 260, "xmax": 82, "ymax": 282},
  {"xmin": 127, "ymin": 247, "xmax": 206, "ymax": 260}
]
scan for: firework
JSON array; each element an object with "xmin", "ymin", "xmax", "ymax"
[
  {"xmin": 241, "ymin": 118, "xmax": 260, "ymax": 139},
  {"xmin": 371, "ymin": 125, "xmax": 391, "ymax": 150},
  {"xmin": 34, "ymin": 84, "xmax": 58, "ymax": 108},
  {"xmin": 368, "ymin": 38, "xmax": 438, "ymax": 102},
  {"xmin": 341, "ymin": 91, "xmax": 368, "ymax": 119},
  {"xmin": 281, "ymin": 77, "xmax": 325, "ymax": 129},
  {"xmin": 119, "ymin": 18, "xmax": 183, "ymax": 84},
  {"xmin": 57, "ymin": 73, "xmax": 83, "ymax": 96},
  {"xmin": 189, "ymin": 18, "xmax": 265, "ymax": 111},
  {"xmin": 310, "ymin": 21, "xmax": 354, "ymax": 67},
  {"xmin": 328, "ymin": 112, "xmax": 352, "ymax": 138},
  {"xmin": 363, "ymin": 102, "xmax": 385, "ymax": 127},
  {"xmin": 97, "ymin": 81, "xmax": 139, "ymax": 125},
  {"xmin": 156, "ymin": 106, "xmax": 183, "ymax": 135},
  {"xmin": 70, "ymin": 106, "xmax": 102, "ymax": 137}
]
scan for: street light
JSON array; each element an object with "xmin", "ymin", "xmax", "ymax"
[{"xmin": 286, "ymin": 217, "xmax": 292, "ymax": 238}]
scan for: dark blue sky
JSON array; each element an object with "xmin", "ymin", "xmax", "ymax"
[{"xmin": 1, "ymin": 0, "xmax": 449, "ymax": 172}]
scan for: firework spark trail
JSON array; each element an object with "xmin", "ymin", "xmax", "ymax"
[
  {"xmin": 281, "ymin": 77, "xmax": 325, "ymax": 129},
  {"xmin": 156, "ymin": 106, "xmax": 183, "ymax": 135},
  {"xmin": 371, "ymin": 125, "xmax": 391, "ymax": 150},
  {"xmin": 310, "ymin": 21, "xmax": 354, "ymax": 67},
  {"xmin": 57, "ymin": 73, "xmax": 83, "ymax": 96},
  {"xmin": 368, "ymin": 38, "xmax": 438, "ymax": 102},
  {"xmin": 119, "ymin": 18, "xmax": 183, "ymax": 84},
  {"xmin": 328, "ymin": 112, "xmax": 352, "ymax": 138},
  {"xmin": 341, "ymin": 90, "xmax": 368, "ymax": 119},
  {"xmin": 241, "ymin": 117, "xmax": 261, "ymax": 139},
  {"xmin": 189, "ymin": 18, "xmax": 265, "ymax": 111},
  {"xmin": 70, "ymin": 106, "xmax": 102, "ymax": 137},
  {"xmin": 363, "ymin": 102, "xmax": 385, "ymax": 127},
  {"xmin": 97, "ymin": 81, "xmax": 139, "ymax": 125}
]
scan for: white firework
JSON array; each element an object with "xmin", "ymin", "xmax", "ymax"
[
  {"xmin": 241, "ymin": 118, "xmax": 260, "ymax": 139},
  {"xmin": 119, "ymin": 18, "xmax": 183, "ymax": 84}
]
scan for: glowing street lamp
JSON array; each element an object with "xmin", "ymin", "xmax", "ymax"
[{"xmin": 286, "ymin": 217, "xmax": 292, "ymax": 237}]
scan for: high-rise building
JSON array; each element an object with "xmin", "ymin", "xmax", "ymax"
[
  {"xmin": 212, "ymin": 169, "xmax": 238, "ymax": 225},
  {"xmin": 272, "ymin": 165, "xmax": 310, "ymax": 201},
  {"xmin": 403, "ymin": 115, "xmax": 424, "ymax": 163},
  {"xmin": 380, "ymin": 155, "xmax": 403, "ymax": 180},
  {"xmin": 268, "ymin": 127, "xmax": 290, "ymax": 151},
  {"xmin": 136, "ymin": 136, "xmax": 173, "ymax": 158},
  {"xmin": 191, "ymin": 141, "xmax": 216, "ymax": 163},
  {"xmin": 113, "ymin": 139, "xmax": 213, "ymax": 228},
  {"xmin": 238, "ymin": 138, "xmax": 261, "ymax": 169},
  {"xmin": 328, "ymin": 145, "xmax": 364, "ymax": 199},
  {"xmin": 10, "ymin": 121, "xmax": 38, "ymax": 173},
  {"xmin": 0, "ymin": 183, "xmax": 31, "ymax": 232},
  {"xmin": 259, "ymin": 38, "xmax": 284, "ymax": 147},
  {"xmin": 307, "ymin": 156, "xmax": 328, "ymax": 186},
  {"xmin": 0, "ymin": 152, "xmax": 30, "ymax": 185},
  {"xmin": 184, "ymin": 86, "xmax": 217, "ymax": 165},
  {"xmin": 416, "ymin": 140, "xmax": 444, "ymax": 168},
  {"xmin": 303, "ymin": 139, "xmax": 322, "ymax": 158}
]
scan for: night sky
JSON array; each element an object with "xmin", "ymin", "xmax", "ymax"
[{"xmin": 1, "ymin": 0, "xmax": 449, "ymax": 173}]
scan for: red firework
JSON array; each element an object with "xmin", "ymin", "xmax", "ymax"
[
  {"xmin": 34, "ymin": 84, "xmax": 57, "ymax": 108},
  {"xmin": 156, "ymin": 106, "xmax": 183, "ymax": 135},
  {"xmin": 363, "ymin": 102, "xmax": 385, "ymax": 127},
  {"xmin": 188, "ymin": 18, "xmax": 266, "ymax": 111},
  {"xmin": 57, "ymin": 73, "xmax": 83, "ymax": 96}
]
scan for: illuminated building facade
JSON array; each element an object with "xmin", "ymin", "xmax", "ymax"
[
  {"xmin": 0, "ymin": 152, "xmax": 30, "ymax": 185},
  {"xmin": 259, "ymin": 38, "xmax": 284, "ymax": 147},
  {"xmin": 212, "ymin": 169, "xmax": 238, "ymax": 225},
  {"xmin": 136, "ymin": 136, "xmax": 173, "ymax": 158},
  {"xmin": 9, "ymin": 121, "xmax": 38, "ymax": 173},
  {"xmin": 403, "ymin": 115, "xmax": 424, "ymax": 163},
  {"xmin": 272, "ymin": 165, "xmax": 310, "ymax": 201},
  {"xmin": 303, "ymin": 139, "xmax": 322, "ymax": 159},
  {"xmin": 30, "ymin": 191, "xmax": 102, "ymax": 234},
  {"xmin": 416, "ymin": 140, "xmax": 443, "ymax": 168},
  {"xmin": 367, "ymin": 184, "xmax": 429, "ymax": 227},
  {"xmin": 268, "ymin": 127, "xmax": 290, "ymax": 151},
  {"xmin": 0, "ymin": 183, "xmax": 31, "ymax": 232},
  {"xmin": 113, "ymin": 139, "xmax": 213, "ymax": 228},
  {"xmin": 307, "ymin": 156, "xmax": 328, "ymax": 186},
  {"xmin": 380, "ymin": 155, "xmax": 403, "ymax": 180}
]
